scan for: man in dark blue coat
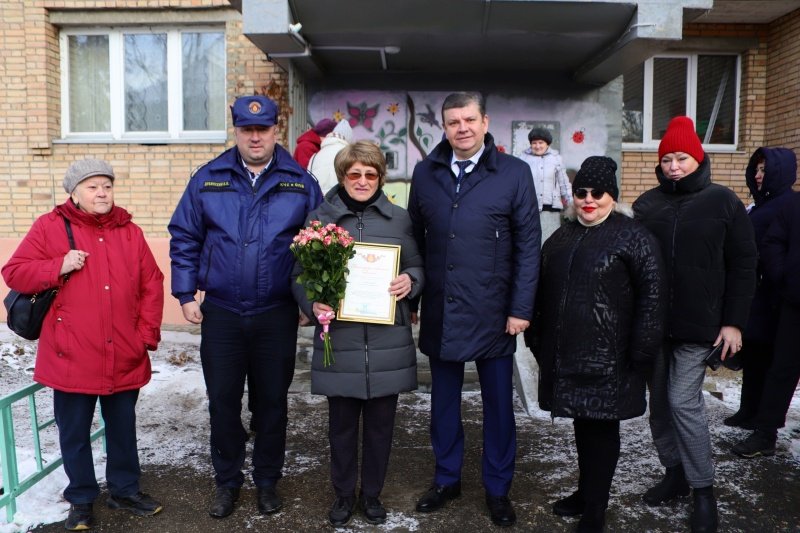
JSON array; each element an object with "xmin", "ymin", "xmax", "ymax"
[
  {"xmin": 407, "ymin": 92, "xmax": 541, "ymax": 527},
  {"xmin": 169, "ymin": 95, "xmax": 322, "ymax": 519}
]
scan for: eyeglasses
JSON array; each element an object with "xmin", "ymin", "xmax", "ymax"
[
  {"xmin": 574, "ymin": 188, "xmax": 606, "ymax": 200},
  {"xmin": 345, "ymin": 171, "xmax": 380, "ymax": 181}
]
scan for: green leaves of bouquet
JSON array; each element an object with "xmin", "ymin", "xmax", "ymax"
[{"xmin": 291, "ymin": 221, "xmax": 356, "ymax": 365}]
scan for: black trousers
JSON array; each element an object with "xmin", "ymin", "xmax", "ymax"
[
  {"xmin": 327, "ymin": 394, "xmax": 399, "ymax": 498},
  {"xmin": 755, "ymin": 302, "xmax": 800, "ymax": 433},
  {"xmin": 574, "ymin": 418, "xmax": 620, "ymax": 509},
  {"xmin": 736, "ymin": 340, "xmax": 774, "ymax": 419},
  {"xmin": 199, "ymin": 300, "xmax": 298, "ymax": 489}
]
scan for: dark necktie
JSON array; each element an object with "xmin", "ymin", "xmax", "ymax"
[{"xmin": 455, "ymin": 160, "xmax": 471, "ymax": 193}]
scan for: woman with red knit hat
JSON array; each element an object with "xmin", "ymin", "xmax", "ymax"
[{"xmin": 633, "ymin": 116, "xmax": 757, "ymax": 533}]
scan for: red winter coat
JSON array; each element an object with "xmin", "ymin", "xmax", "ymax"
[
  {"xmin": 293, "ymin": 129, "xmax": 323, "ymax": 168},
  {"xmin": 2, "ymin": 201, "xmax": 164, "ymax": 395}
]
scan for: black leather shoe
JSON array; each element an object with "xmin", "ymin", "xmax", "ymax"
[
  {"xmin": 209, "ymin": 487, "xmax": 239, "ymax": 519},
  {"xmin": 257, "ymin": 487, "xmax": 283, "ymax": 514},
  {"xmin": 328, "ymin": 495, "xmax": 355, "ymax": 527},
  {"xmin": 486, "ymin": 494, "xmax": 516, "ymax": 527},
  {"xmin": 65, "ymin": 503, "xmax": 94, "ymax": 531},
  {"xmin": 690, "ymin": 487, "xmax": 718, "ymax": 533},
  {"xmin": 415, "ymin": 481, "xmax": 461, "ymax": 512},
  {"xmin": 552, "ymin": 490, "xmax": 585, "ymax": 516}
]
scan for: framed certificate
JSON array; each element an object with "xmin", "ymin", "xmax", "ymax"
[{"xmin": 337, "ymin": 242, "xmax": 401, "ymax": 325}]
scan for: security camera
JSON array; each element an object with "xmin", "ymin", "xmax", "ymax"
[{"xmin": 289, "ymin": 23, "xmax": 302, "ymax": 33}]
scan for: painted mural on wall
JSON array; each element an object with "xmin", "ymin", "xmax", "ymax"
[{"xmin": 308, "ymin": 91, "xmax": 609, "ymax": 207}]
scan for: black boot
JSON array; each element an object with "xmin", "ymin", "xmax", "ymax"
[
  {"xmin": 642, "ymin": 464, "xmax": 690, "ymax": 506},
  {"xmin": 690, "ymin": 486, "xmax": 717, "ymax": 533},
  {"xmin": 552, "ymin": 490, "xmax": 585, "ymax": 516},
  {"xmin": 576, "ymin": 503, "xmax": 606, "ymax": 533},
  {"xmin": 723, "ymin": 410, "xmax": 755, "ymax": 430}
]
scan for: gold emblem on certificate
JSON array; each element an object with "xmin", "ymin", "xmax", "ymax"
[{"xmin": 338, "ymin": 242, "xmax": 401, "ymax": 324}]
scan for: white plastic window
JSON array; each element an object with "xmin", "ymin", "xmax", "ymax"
[{"xmin": 60, "ymin": 27, "xmax": 226, "ymax": 143}]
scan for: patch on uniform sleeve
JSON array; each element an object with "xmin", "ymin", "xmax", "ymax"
[
  {"xmin": 200, "ymin": 180, "xmax": 234, "ymax": 192},
  {"xmin": 276, "ymin": 181, "xmax": 308, "ymax": 194}
]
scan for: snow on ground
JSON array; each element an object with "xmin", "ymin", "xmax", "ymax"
[{"xmin": 0, "ymin": 326, "xmax": 797, "ymax": 532}]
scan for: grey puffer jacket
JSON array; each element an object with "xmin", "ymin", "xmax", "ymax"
[{"xmin": 292, "ymin": 186, "xmax": 424, "ymax": 399}]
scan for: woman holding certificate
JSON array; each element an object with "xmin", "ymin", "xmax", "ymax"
[{"xmin": 291, "ymin": 140, "xmax": 424, "ymax": 528}]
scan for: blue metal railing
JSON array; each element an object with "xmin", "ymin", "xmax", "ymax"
[{"xmin": 0, "ymin": 383, "xmax": 105, "ymax": 522}]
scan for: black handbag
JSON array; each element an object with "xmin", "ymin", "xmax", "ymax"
[{"xmin": 4, "ymin": 217, "xmax": 75, "ymax": 340}]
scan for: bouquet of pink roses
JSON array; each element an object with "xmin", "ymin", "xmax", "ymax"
[{"xmin": 291, "ymin": 220, "xmax": 356, "ymax": 366}]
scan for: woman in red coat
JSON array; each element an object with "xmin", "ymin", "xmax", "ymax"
[{"xmin": 2, "ymin": 159, "xmax": 165, "ymax": 531}]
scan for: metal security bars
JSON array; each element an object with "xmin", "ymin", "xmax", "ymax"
[{"xmin": 0, "ymin": 383, "xmax": 105, "ymax": 522}]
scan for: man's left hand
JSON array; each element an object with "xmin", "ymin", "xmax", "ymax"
[{"xmin": 506, "ymin": 316, "xmax": 530, "ymax": 336}]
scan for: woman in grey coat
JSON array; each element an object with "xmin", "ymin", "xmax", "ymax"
[{"xmin": 292, "ymin": 141, "xmax": 424, "ymax": 528}]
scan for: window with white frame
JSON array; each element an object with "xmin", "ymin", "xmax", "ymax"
[
  {"xmin": 61, "ymin": 27, "xmax": 226, "ymax": 142},
  {"xmin": 622, "ymin": 53, "xmax": 740, "ymax": 149}
]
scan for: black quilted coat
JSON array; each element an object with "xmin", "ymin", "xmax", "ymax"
[{"xmin": 529, "ymin": 209, "xmax": 666, "ymax": 420}]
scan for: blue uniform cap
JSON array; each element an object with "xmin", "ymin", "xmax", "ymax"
[{"xmin": 230, "ymin": 95, "xmax": 278, "ymax": 127}]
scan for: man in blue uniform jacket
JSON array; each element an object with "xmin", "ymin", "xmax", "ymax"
[
  {"xmin": 169, "ymin": 95, "xmax": 322, "ymax": 519},
  {"xmin": 407, "ymin": 92, "xmax": 541, "ymax": 527}
]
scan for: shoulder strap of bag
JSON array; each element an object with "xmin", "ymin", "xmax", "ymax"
[
  {"xmin": 63, "ymin": 217, "xmax": 75, "ymax": 249},
  {"xmin": 61, "ymin": 216, "xmax": 75, "ymax": 283}
]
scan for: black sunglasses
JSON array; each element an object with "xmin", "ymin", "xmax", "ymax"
[{"xmin": 574, "ymin": 188, "xmax": 606, "ymax": 200}]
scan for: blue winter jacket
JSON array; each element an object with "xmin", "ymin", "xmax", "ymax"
[
  {"xmin": 408, "ymin": 133, "xmax": 541, "ymax": 362},
  {"xmin": 169, "ymin": 144, "xmax": 322, "ymax": 315},
  {"xmin": 743, "ymin": 147, "xmax": 797, "ymax": 341}
]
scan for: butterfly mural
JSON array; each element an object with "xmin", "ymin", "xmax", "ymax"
[{"xmin": 347, "ymin": 101, "xmax": 380, "ymax": 131}]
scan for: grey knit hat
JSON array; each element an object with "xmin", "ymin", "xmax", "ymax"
[{"xmin": 63, "ymin": 159, "xmax": 116, "ymax": 194}]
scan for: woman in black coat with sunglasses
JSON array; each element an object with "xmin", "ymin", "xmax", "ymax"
[{"xmin": 527, "ymin": 156, "xmax": 666, "ymax": 532}]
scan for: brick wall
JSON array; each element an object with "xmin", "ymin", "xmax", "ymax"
[
  {"xmin": 4, "ymin": 4, "xmax": 797, "ymax": 225},
  {"xmin": 0, "ymin": 1, "xmax": 287, "ymax": 238},
  {"xmin": 621, "ymin": 13, "xmax": 800, "ymax": 204},
  {"xmin": 765, "ymin": 8, "xmax": 800, "ymax": 152}
]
